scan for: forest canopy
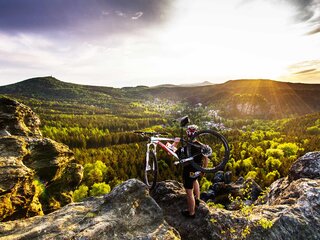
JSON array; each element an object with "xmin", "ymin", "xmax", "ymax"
[{"xmin": 1, "ymin": 78, "xmax": 319, "ymax": 202}]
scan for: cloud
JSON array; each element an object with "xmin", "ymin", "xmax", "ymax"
[
  {"xmin": 288, "ymin": 60, "xmax": 320, "ymax": 71},
  {"xmin": 294, "ymin": 68, "xmax": 317, "ymax": 75},
  {"xmin": 241, "ymin": 0, "xmax": 320, "ymax": 35},
  {"xmin": 307, "ymin": 26, "xmax": 320, "ymax": 35},
  {"xmin": 0, "ymin": 34, "xmax": 63, "ymax": 71},
  {"xmin": 289, "ymin": 0, "xmax": 316, "ymax": 21},
  {"xmin": 280, "ymin": 60, "xmax": 320, "ymax": 83},
  {"xmin": 132, "ymin": 12, "xmax": 144, "ymax": 20},
  {"xmin": 288, "ymin": 0, "xmax": 320, "ymax": 35},
  {"xmin": 0, "ymin": 0, "xmax": 173, "ymax": 39}
]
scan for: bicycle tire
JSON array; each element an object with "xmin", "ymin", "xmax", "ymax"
[
  {"xmin": 144, "ymin": 151, "xmax": 158, "ymax": 190},
  {"xmin": 189, "ymin": 130, "xmax": 230, "ymax": 173}
]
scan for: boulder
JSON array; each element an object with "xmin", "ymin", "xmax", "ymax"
[
  {"xmin": 0, "ymin": 97, "xmax": 83, "ymax": 221},
  {"xmin": 288, "ymin": 151, "xmax": 320, "ymax": 181},
  {"xmin": 0, "ymin": 179, "xmax": 180, "ymax": 240}
]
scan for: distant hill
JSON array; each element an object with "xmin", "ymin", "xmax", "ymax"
[
  {"xmin": 143, "ymin": 79, "xmax": 320, "ymax": 117},
  {"xmin": 0, "ymin": 76, "xmax": 319, "ymax": 118},
  {"xmin": 0, "ymin": 76, "xmax": 124, "ymax": 100},
  {"xmin": 154, "ymin": 81, "xmax": 213, "ymax": 88},
  {"xmin": 0, "ymin": 76, "xmax": 137, "ymax": 115}
]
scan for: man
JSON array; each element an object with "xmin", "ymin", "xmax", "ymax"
[{"xmin": 175, "ymin": 125, "xmax": 208, "ymax": 218}]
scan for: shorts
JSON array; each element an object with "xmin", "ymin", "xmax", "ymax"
[{"xmin": 182, "ymin": 164, "xmax": 200, "ymax": 189}]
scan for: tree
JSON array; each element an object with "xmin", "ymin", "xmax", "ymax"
[
  {"xmin": 73, "ymin": 185, "xmax": 89, "ymax": 202},
  {"xmin": 266, "ymin": 148, "xmax": 284, "ymax": 159},
  {"xmin": 83, "ymin": 161, "xmax": 108, "ymax": 186},
  {"xmin": 306, "ymin": 126, "xmax": 320, "ymax": 135},
  {"xmin": 200, "ymin": 177, "xmax": 212, "ymax": 192},
  {"xmin": 245, "ymin": 171, "xmax": 257, "ymax": 180},
  {"xmin": 89, "ymin": 182, "xmax": 111, "ymax": 197},
  {"xmin": 265, "ymin": 170, "xmax": 280, "ymax": 186},
  {"xmin": 277, "ymin": 143, "xmax": 299, "ymax": 157},
  {"xmin": 265, "ymin": 157, "xmax": 281, "ymax": 172}
]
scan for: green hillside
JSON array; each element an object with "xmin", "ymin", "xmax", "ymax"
[
  {"xmin": 1, "ymin": 77, "xmax": 320, "ymax": 118},
  {"xmin": 144, "ymin": 79, "xmax": 320, "ymax": 118},
  {"xmin": 0, "ymin": 76, "xmax": 149, "ymax": 115}
]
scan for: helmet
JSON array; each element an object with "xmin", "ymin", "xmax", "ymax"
[{"xmin": 186, "ymin": 124, "xmax": 198, "ymax": 137}]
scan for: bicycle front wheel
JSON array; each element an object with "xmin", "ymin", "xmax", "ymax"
[
  {"xmin": 144, "ymin": 151, "xmax": 158, "ymax": 190},
  {"xmin": 190, "ymin": 130, "xmax": 230, "ymax": 173}
]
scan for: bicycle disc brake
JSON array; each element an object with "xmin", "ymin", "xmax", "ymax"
[{"xmin": 201, "ymin": 145, "xmax": 213, "ymax": 157}]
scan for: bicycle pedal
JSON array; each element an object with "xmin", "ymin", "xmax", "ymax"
[{"xmin": 174, "ymin": 161, "xmax": 180, "ymax": 165}]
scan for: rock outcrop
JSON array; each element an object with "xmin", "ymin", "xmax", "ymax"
[
  {"xmin": 152, "ymin": 151, "xmax": 320, "ymax": 240},
  {"xmin": 288, "ymin": 151, "xmax": 320, "ymax": 181},
  {"xmin": 0, "ymin": 179, "xmax": 180, "ymax": 240},
  {"xmin": 0, "ymin": 97, "xmax": 83, "ymax": 221},
  {"xmin": 0, "ymin": 97, "xmax": 42, "ymax": 137}
]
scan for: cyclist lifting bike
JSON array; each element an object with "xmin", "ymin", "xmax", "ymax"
[{"xmin": 134, "ymin": 116, "xmax": 230, "ymax": 190}]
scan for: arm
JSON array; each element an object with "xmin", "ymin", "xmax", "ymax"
[
  {"xmin": 203, "ymin": 156, "xmax": 208, "ymax": 168},
  {"xmin": 201, "ymin": 156, "xmax": 209, "ymax": 177},
  {"xmin": 172, "ymin": 137, "xmax": 180, "ymax": 148}
]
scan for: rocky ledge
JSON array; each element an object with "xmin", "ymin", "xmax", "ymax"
[
  {"xmin": 0, "ymin": 179, "xmax": 179, "ymax": 240},
  {"xmin": 0, "ymin": 151, "xmax": 319, "ymax": 240}
]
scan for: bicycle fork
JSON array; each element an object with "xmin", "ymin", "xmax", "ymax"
[{"xmin": 146, "ymin": 143, "xmax": 156, "ymax": 171}]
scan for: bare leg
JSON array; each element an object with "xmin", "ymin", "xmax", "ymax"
[
  {"xmin": 193, "ymin": 180, "xmax": 200, "ymax": 200},
  {"xmin": 185, "ymin": 188, "xmax": 195, "ymax": 215}
]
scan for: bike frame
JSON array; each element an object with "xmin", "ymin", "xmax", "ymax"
[{"xmin": 145, "ymin": 136, "xmax": 194, "ymax": 171}]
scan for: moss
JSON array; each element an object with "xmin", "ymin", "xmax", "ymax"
[
  {"xmin": 33, "ymin": 178, "xmax": 45, "ymax": 196},
  {"xmin": 0, "ymin": 196, "xmax": 13, "ymax": 221},
  {"xmin": 164, "ymin": 229, "xmax": 180, "ymax": 240},
  {"xmin": 210, "ymin": 218, "xmax": 217, "ymax": 224},
  {"xmin": 27, "ymin": 197, "xmax": 44, "ymax": 217},
  {"xmin": 85, "ymin": 212, "xmax": 98, "ymax": 218},
  {"xmin": 257, "ymin": 218, "xmax": 273, "ymax": 229},
  {"xmin": 241, "ymin": 226, "xmax": 251, "ymax": 238},
  {"xmin": 207, "ymin": 202, "xmax": 225, "ymax": 209},
  {"xmin": 49, "ymin": 197, "xmax": 61, "ymax": 210}
]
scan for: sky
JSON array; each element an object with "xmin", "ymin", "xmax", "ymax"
[{"xmin": 0, "ymin": 0, "xmax": 319, "ymax": 87}]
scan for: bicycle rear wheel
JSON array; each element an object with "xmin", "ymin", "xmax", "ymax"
[
  {"xmin": 144, "ymin": 151, "xmax": 158, "ymax": 190},
  {"xmin": 189, "ymin": 130, "xmax": 230, "ymax": 173}
]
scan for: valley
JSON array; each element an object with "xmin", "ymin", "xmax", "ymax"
[{"xmin": 1, "ymin": 76, "xmax": 319, "ymax": 200}]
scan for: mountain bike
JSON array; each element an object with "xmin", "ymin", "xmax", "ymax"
[{"xmin": 134, "ymin": 116, "xmax": 230, "ymax": 190}]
